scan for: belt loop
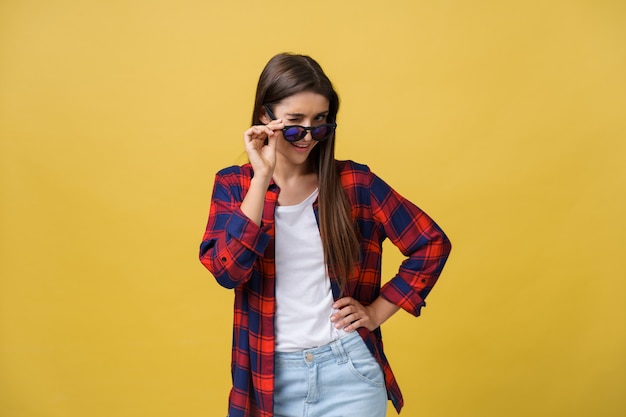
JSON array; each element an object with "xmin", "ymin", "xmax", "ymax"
[{"xmin": 330, "ymin": 336, "xmax": 348, "ymax": 365}]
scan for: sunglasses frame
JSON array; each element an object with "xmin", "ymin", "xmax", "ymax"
[{"xmin": 263, "ymin": 105, "xmax": 337, "ymax": 142}]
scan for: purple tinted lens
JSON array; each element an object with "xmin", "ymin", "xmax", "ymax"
[
  {"xmin": 283, "ymin": 127, "xmax": 304, "ymax": 141},
  {"xmin": 312, "ymin": 125, "xmax": 331, "ymax": 140}
]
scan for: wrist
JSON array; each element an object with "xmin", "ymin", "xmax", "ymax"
[
  {"xmin": 250, "ymin": 175, "xmax": 272, "ymax": 189},
  {"xmin": 362, "ymin": 304, "xmax": 379, "ymax": 331},
  {"xmin": 369, "ymin": 297, "xmax": 400, "ymax": 330}
]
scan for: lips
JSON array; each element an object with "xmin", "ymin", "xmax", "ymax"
[{"xmin": 291, "ymin": 142, "xmax": 311, "ymax": 151}]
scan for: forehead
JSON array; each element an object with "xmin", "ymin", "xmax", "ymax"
[{"xmin": 276, "ymin": 91, "xmax": 329, "ymax": 114}]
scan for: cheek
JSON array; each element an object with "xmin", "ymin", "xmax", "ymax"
[
  {"xmin": 275, "ymin": 137, "xmax": 296, "ymax": 155},
  {"xmin": 276, "ymin": 136, "xmax": 289, "ymax": 150}
]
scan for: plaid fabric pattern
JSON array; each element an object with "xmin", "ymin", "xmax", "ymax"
[{"xmin": 199, "ymin": 160, "xmax": 451, "ymax": 417}]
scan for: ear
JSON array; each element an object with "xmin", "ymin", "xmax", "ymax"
[{"xmin": 259, "ymin": 107, "xmax": 271, "ymax": 124}]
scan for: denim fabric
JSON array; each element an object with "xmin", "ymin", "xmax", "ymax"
[{"xmin": 273, "ymin": 332, "xmax": 388, "ymax": 417}]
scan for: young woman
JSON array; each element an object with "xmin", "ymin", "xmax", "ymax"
[{"xmin": 199, "ymin": 53, "xmax": 451, "ymax": 417}]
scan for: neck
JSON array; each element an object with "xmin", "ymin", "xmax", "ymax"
[
  {"xmin": 273, "ymin": 159, "xmax": 315, "ymax": 186},
  {"xmin": 272, "ymin": 161, "xmax": 319, "ymax": 206}
]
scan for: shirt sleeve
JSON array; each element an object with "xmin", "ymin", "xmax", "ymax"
[
  {"xmin": 199, "ymin": 169, "xmax": 271, "ymax": 289},
  {"xmin": 370, "ymin": 172, "xmax": 452, "ymax": 316}
]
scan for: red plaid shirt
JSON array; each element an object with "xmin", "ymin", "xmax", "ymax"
[{"xmin": 199, "ymin": 160, "xmax": 451, "ymax": 417}]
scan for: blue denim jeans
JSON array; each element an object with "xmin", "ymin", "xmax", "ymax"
[{"xmin": 273, "ymin": 332, "xmax": 388, "ymax": 417}]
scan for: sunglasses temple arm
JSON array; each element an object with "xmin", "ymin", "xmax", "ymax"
[{"xmin": 263, "ymin": 105, "xmax": 277, "ymax": 121}]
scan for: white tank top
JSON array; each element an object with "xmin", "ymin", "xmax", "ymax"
[{"xmin": 274, "ymin": 188, "xmax": 347, "ymax": 352}]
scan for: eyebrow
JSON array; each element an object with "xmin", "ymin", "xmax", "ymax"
[{"xmin": 286, "ymin": 111, "xmax": 329, "ymax": 117}]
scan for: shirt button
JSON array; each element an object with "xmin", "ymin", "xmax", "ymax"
[{"xmin": 221, "ymin": 257, "xmax": 227, "ymax": 262}]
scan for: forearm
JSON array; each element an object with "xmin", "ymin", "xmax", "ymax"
[
  {"xmin": 200, "ymin": 203, "xmax": 272, "ymax": 288},
  {"xmin": 240, "ymin": 176, "xmax": 271, "ymax": 225},
  {"xmin": 368, "ymin": 296, "xmax": 401, "ymax": 329}
]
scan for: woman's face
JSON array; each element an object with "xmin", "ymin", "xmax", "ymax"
[{"xmin": 264, "ymin": 91, "xmax": 330, "ymax": 171}]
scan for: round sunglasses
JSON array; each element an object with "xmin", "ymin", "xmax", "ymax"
[{"xmin": 264, "ymin": 105, "xmax": 337, "ymax": 142}]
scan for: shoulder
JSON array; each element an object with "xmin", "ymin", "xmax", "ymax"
[
  {"xmin": 215, "ymin": 163, "xmax": 253, "ymax": 182},
  {"xmin": 336, "ymin": 160, "xmax": 398, "ymax": 201},
  {"xmin": 216, "ymin": 163, "xmax": 252, "ymax": 176},
  {"xmin": 335, "ymin": 160, "xmax": 379, "ymax": 205},
  {"xmin": 336, "ymin": 159, "xmax": 373, "ymax": 178}
]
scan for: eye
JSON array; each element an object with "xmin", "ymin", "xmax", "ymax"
[{"xmin": 315, "ymin": 114, "xmax": 327, "ymax": 122}]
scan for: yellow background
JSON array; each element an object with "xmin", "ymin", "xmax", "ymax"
[{"xmin": 1, "ymin": 1, "xmax": 625, "ymax": 416}]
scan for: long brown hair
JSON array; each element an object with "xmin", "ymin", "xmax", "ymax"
[{"xmin": 251, "ymin": 53, "xmax": 360, "ymax": 292}]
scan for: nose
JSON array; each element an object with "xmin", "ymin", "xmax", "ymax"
[{"xmin": 295, "ymin": 126, "xmax": 314, "ymax": 142}]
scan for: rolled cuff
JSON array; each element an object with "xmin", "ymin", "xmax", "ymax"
[
  {"xmin": 380, "ymin": 276, "xmax": 427, "ymax": 317},
  {"xmin": 225, "ymin": 207, "xmax": 271, "ymax": 256}
]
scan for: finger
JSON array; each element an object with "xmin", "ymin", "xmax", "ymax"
[
  {"xmin": 266, "ymin": 133, "xmax": 277, "ymax": 150},
  {"xmin": 267, "ymin": 119, "xmax": 284, "ymax": 128},
  {"xmin": 332, "ymin": 297, "xmax": 354, "ymax": 309},
  {"xmin": 330, "ymin": 306, "xmax": 351, "ymax": 322},
  {"xmin": 266, "ymin": 123, "xmax": 284, "ymax": 138},
  {"xmin": 245, "ymin": 126, "xmax": 265, "ymax": 140},
  {"xmin": 337, "ymin": 309, "xmax": 360, "ymax": 324},
  {"xmin": 343, "ymin": 319, "xmax": 363, "ymax": 332},
  {"xmin": 336, "ymin": 313, "xmax": 363, "ymax": 331},
  {"xmin": 246, "ymin": 124, "xmax": 276, "ymax": 138}
]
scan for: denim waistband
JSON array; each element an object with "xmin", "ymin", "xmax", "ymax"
[{"xmin": 274, "ymin": 332, "xmax": 363, "ymax": 366}]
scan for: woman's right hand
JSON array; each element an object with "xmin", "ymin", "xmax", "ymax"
[{"xmin": 243, "ymin": 119, "xmax": 284, "ymax": 181}]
